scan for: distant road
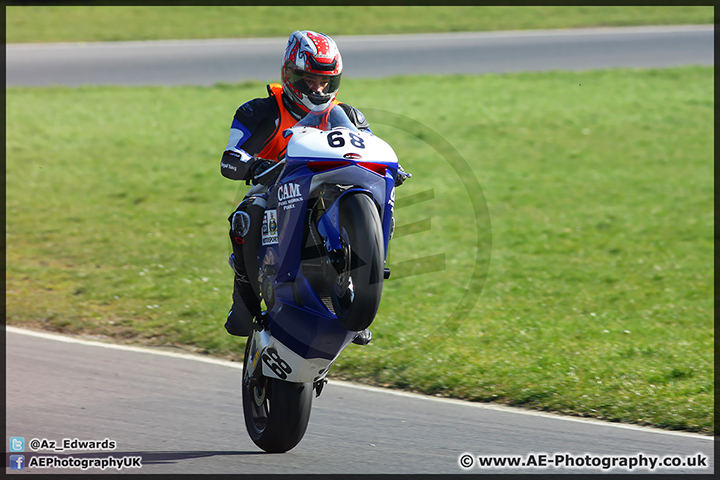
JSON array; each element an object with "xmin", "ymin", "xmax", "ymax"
[{"xmin": 5, "ymin": 25, "xmax": 714, "ymax": 87}]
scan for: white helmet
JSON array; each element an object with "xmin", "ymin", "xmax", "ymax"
[{"xmin": 281, "ymin": 30, "xmax": 343, "ymax": 112}]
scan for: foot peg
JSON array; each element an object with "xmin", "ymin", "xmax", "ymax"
[
  {"xmin": 352, "ymin": 328, "xmax": 372, "ymax": 346},
  {"xmin": 314, "ymin": 379, "xmax": 328, "ymax": 397}
]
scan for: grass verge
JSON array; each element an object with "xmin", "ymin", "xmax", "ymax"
[
  {"xmin": 5, "ymin": 66, "xmax": 714, "ymax": 433},
  {"xmin": 5, "ymin": 6, "xmax": 714, "ymax": 43}
]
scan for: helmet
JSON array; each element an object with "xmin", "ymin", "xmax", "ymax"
[{"xmin": 281, "ymin": 30, "xmax": 343, "ymax": 113}]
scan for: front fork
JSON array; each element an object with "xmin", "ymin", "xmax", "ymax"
[
  {"xmin": 243, "ymin": 325, "xmax": 271, "ymax": 387},
  {"xmin": 316, "ymin": 190, "xmax": 393, "ymax": 283}
]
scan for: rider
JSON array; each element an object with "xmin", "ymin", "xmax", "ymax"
[{"xmin": 220, "ymin": 30, "xmax": 374, "ymax": 345}]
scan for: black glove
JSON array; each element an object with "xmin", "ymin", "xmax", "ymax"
[
  {"xmin": 395, "ymin": 164, "xmax": 412, "ymax": 186},
  {"xmin": 248, "ymin": 157, "xmax": 275, "ymax": 179},
  {"xmin": 251, "ymin": 158, "xmax": 285, "ymax": 186}
]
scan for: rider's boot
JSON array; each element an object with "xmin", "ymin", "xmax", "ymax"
[
  {"xmin": 225, "ymin": 258, "xmax": 262, "ymax": 337},
  {"xmin": 352, "ymin": 328, "xmax": 372, "ymax": 345}
]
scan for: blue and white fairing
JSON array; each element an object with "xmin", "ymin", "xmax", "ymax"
[{"xmin": 250, "ymin": 104, "xmax": 399, "ymax": 383}]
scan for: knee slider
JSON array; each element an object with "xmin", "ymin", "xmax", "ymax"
[{"xmin": 231, "ymin": 210, "xmax": 251, "ymax": 237}]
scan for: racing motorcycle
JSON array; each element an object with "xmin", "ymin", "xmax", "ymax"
[{"xmin": 241, "ymin": 103, "xmax": 409, "ymax": 453}]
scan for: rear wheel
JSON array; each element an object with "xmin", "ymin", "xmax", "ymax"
[
  {"xmin": 332, "ymin": 193, "xmax": 384, "ymax": 331},
  {"xmin": 241, "ymin": 339, "xmax": 313, "ymax": 453}
]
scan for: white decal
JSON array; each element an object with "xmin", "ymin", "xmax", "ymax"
[
  {"xmin": 277, "ymin": 182, "xmax": 304, "ymax": 211},
  {"xmin": 261, "ymin": 209, "xmax": 279, "ymax": 245},
  {"xmin": 261, "ymin": 338, "xmax": 335, "ymax": 383},
  {"xmin": 278, "ymin": 182, "xmax": 302, "ymax": 201}
]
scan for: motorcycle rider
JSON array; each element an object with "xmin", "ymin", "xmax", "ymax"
[{"xmin": 220, "ymin": 30, "xmax": 380, "ymax": 345}]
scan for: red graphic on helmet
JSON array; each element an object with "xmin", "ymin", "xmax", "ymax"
[{"xmin": 287, "ymin": 39, "xmax": 300, "ymax": 65}]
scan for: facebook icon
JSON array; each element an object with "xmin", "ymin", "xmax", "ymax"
[{"xmin": 10, "ymin": 455, "xmax": 25, "ymax": 470}]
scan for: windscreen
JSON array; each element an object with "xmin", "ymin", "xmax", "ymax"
[{"xmin": 295, "ymin": 104, "xmax": 359, "ymax": 132}]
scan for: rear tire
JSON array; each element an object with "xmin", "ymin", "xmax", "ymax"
[
  {"xmin": 332, "ymin": 193, "xmax": 384, "ymax": 331},
  {"xmin": 242, "ymin": 339, "xmax": 313, "ymax": 453}
]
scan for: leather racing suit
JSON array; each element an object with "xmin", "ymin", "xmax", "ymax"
[{"xmin": 221, "ymin": 83, "xmax": 370, "ymax": 336}]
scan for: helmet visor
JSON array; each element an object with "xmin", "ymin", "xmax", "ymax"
[{"xmin": 289, "ymin": 68, "xmax": 341, "ymax": 102}]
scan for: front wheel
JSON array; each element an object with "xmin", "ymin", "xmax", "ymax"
[
  {"xmin": 332, "ymin": 193, "xmax": 384, "ymax": 331},
  {"xmin": 241, "ymin": 339, "xmax": 313, "ymax": 453}
]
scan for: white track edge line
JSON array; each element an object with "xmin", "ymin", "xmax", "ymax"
[
  {"xmin": 5, "ymin": 325, "xmax": 243, "ymax": 369},
  {"xmin": 5, "ymin": 325, "xmax": 713, "ymax": 441}
]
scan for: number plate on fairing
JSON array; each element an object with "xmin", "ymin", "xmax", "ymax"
[
  {"xmin": 261, "ymin": 338, "xmax": 335, "ymax": 383},
  {"xmin": 287, "ymin": 128, "xmax": 398, "ymax": 164}
]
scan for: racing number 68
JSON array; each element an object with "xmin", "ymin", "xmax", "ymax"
[
  {"xmin": 262, "ymin": 347, "xmax": 292, "ymax": 379},
  {"xmin": 327, "ymin": 131, "xmax": 365, "ymax": 149}
]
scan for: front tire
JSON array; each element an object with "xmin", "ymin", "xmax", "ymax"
[
  {"xmin": 242, "ymin": 339, "xmax": 313, "ymax": 453},
  {"xmin": 332, "ymin": 193, "xmax": 384, "ymax": 331}
]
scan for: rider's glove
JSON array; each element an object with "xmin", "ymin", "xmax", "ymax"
[
  {"xmin": 250, "ymin": 157, "xmax": 284, "ymax": 186},
  {"xmin": 248, "ymin": 157, "xmax": 275, "ymax": 179},
  {"xmin": 395, "ymin": 164, "xmax": 412, "ymax": 186}
]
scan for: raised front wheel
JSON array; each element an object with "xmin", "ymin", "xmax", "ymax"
[{"xmin": 332, "ymin": 193, "xmax": 384, "ymax": 331}]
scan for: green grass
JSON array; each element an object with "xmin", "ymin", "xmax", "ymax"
[
  {"xmin": 5, "ymin": 6, "xmax": 714, "ymax": 43},
  {"xmin": 5, "ymin": 67, "xmax": 713, "ymax": 433}
]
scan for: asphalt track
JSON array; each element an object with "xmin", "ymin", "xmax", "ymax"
[
  {"xmin": 5, "ymin": 327, "xmax": 714, "ymax": 475},
  {"xmin": 5, "ymin": 26, "xmax": 715, "ymax": 475},
  {"xmin": 5, "ymin": 25, "xmax": 714, "ymax": 87}
]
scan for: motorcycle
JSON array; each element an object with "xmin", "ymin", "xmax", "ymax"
[{"xmin": 241, "ymin": 103, "xmax": 409, "ymax": 453}]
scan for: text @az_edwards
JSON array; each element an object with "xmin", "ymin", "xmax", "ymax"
[
  {"xmin": 27, "ymin": 437, "xmax": 116, "ymax": 452},
  {"xmin": 8, "ymin": 437, "xmax": 142, "ymax": 471}
]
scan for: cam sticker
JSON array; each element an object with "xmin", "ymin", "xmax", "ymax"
[
  {"xmin": 277, "ymin": 182, "xmax": 303, "ymax": 211},
  {"xmin": 262, "ymin": 209, "xmax": 278, "ymax": 245}
]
